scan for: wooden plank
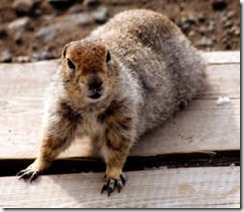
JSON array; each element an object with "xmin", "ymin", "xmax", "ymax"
[
  {"xmin": 201, "ymin": 51, "xmax": 240, "ymax": 64},
  {"xmin": 0, "ymin": 166, "xmax": 240, "ymax": 208},
  {"xmin": 132, "ymin": 100, "xmax": 240, "ymax": 156},
  {"xmin": 0, "ymin": 52, "xmax": 240, "ymax": 159}
]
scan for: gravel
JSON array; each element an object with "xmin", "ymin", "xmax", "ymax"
[
  {"xmin": 92, "ymin": 6, "xmax": 108, "ymax": 23},
  {"xmin": 36, "ymin": 26, "xmax": 57, "ymax": 42},
  {"xmin": 12, "ymin": 0, "xmax": 35, "ymax": 16},
  {"xmin": 197, "ymin": 37, "xmax": 213, "ymax": 47},
  {"xmin": 212, "ymin": 0, "xmax": 227, "ymax": 11},
  {"xmin": 0, "ymin": 50, "xmax": 12, "ymax": 63},
  {"xmin": 0, "ymin": 0, "xmax": 240, "ymax": 63},
  {"xmin": 32, "ymin": 51, "xmax": 55, "ymax": 61},
  {"xmin": 8, "ymin": 17, "xmax": 30, "ymax": 31}
]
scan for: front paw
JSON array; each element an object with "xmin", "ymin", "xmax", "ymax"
[
  {"xmin": 101, "ymin": 173, "xmax": 126, "ymax": 196},
  {"xmin": 17, "ymin": 165, "xmax": 40, "ymax": 182}
]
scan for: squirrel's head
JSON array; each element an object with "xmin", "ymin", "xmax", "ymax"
[{"xmin": 60, "ymin": 39, "xmax": 119, "ymax": 104}]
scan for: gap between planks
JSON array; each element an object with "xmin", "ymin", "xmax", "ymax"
[
  {"xmin": 0, "ymin": 166, "xmax": 240, "ymax": 208},
  {"xmin": 0, "ymin": 150, "xmax": 240, "ymax": 177}
]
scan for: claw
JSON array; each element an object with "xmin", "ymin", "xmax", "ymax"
[
  {"xmin": 16, "ymin": 170, "xmax": 25, "ymax": 177},
  {"xmin": 17, "ymin": 168, "xmax": 39, "ymax": 182},
  {"xmin": 120, "ymin": 174, "xmax": 126, "ymax": 185},
  {"xmin": 30, "ymin": 172, "xmax": 38, "ymax": 182},
  {"xmin": 101, "ymin": 183, "xmax": 108, "ymax": 194},
  {"xmin": 101, "ymin": 173, "xmax": 127, "ymax": 196},
  {"xmin": 17, "ymin": 169, "xmax": 30, "ymax": 180},
  {"xmin": 117, "ymin": 180, "xmax": 123, "ymax": 193},
  {"xmin": 108, "ymin": 179, "xmax": 115, "ymax": 196},
  {"xmin": 108, "ymin": 187, "xmax": 113, "ymax": 197},
  {"xmin": 108, "ymin": 179, "xmax": 115, "ymax": 189}
]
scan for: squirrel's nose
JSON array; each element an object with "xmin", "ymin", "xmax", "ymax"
[
  {"xmin": 87, "ymin": 75, "xmax": 104, "ymax": 99},
  {"xmin": 88, "ymin": 75, "xmax": 103, "ymax": 92}
]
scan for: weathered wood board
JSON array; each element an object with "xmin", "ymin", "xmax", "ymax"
[
  {"xmin": 201, "ymin": 51, "xmax": 240, "ymax": 64},
  {"xmin": 0, "ymin": 166, "xmax": 240, "ymax": 208},
  {"xmin": 0, "ymin": 51, "xmax": 240, "ymax": 159}
]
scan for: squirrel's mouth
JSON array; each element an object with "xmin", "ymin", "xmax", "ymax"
[
  {"xmin": 86, "ymin": 88, "xmax": 106, "ymax": 102},
  {"xmin": 88, "ymin": 92, "xmax": 102, "ymax": 100},
  {"xmin": 84, "ymin": 85, "xmax": 109, "ymax": 103}
]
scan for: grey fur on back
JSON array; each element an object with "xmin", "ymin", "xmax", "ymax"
[{"xmin": 90, "ymin": 9, "xmax": 206, "ymax": 137}]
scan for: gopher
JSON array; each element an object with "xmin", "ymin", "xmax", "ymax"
[{"xmin": 17, "ymin": 9, "xmax": 206, "ymax": 196}]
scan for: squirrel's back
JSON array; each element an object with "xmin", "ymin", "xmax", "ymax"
[{"xmin": 90, "ymin": 9, "xmax": 206, "ymax": 136}]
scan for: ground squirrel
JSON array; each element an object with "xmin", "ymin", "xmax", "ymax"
[{"xmin": 17, "ymin": 9, "xmax": 206, "ymax": 196}]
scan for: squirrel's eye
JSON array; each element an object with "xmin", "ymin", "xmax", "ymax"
[
  {"xmin": 67, "ymin": 58, "xmax": 75, "ymax": 70},
  {"xmin": 106, "ymin": 50, "xmax": 111, "ymax": 63}
]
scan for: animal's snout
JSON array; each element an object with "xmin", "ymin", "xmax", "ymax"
[
  {"xmin": 88, "ymin": 76, "xmax": 103, "ymax": 91},
  {"xmin": 87, "ymin": 75, "xmax": 104, "ymax": 99}
]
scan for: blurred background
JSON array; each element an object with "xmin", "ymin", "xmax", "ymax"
[{"xmin": 0, "ymin": 0, "xmax": 240, "ymax": 63}]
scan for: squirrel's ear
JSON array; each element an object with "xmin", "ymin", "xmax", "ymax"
[
  {"xmin": 62, "ymin": 45, "xmax": 69, "ymax": 59},
  {"xmin": 106, "ymin": 50, "xmax": 111, "ymax": 63}
]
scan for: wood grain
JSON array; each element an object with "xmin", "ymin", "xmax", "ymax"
[
  {"xmin": 201, "ymin": 51, "xmax": 240, "ymax": 64},
  {"xmin": 0, "ymin": 166, "xmax": 240, "ymax": 208},
  {"xmin": 0, "ymin": 52, "xmax": 240, "ymax": 159}
]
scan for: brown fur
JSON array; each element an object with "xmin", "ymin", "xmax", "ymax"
[{"xmin": 18, "ymin": 9, "xmax": 206, "ymax": 196}]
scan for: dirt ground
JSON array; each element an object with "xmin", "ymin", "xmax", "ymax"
[{"xmin": 0, "ymin": 0, "xmax": 240, "ymax": 63}]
